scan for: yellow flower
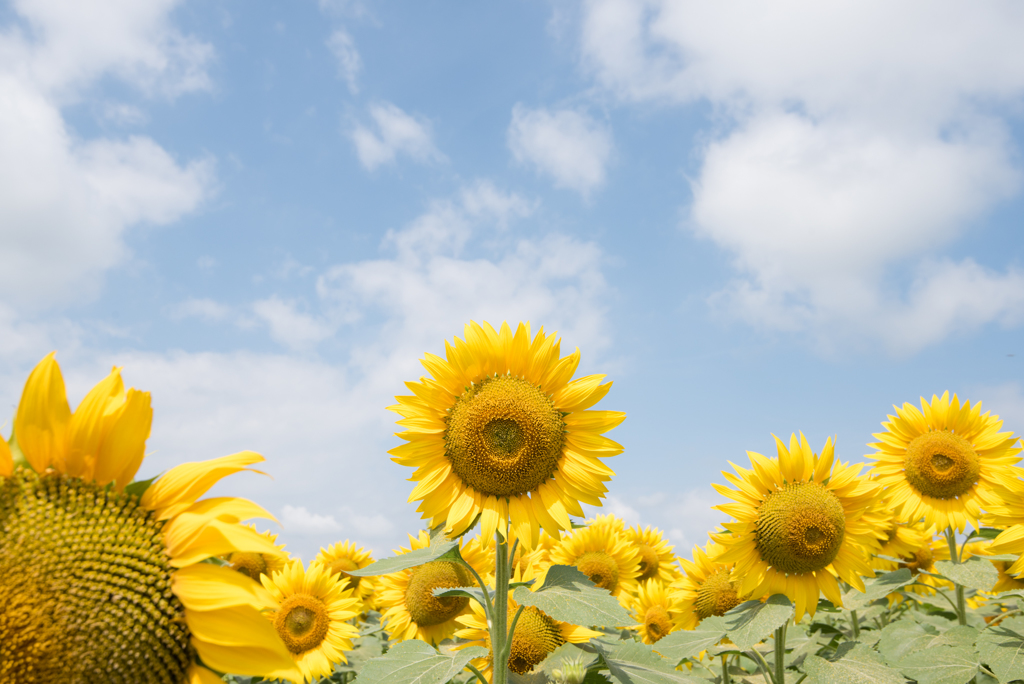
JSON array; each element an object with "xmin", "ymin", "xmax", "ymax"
[
  {"xmin": 548, "ymin": 520, "xmax": 641, "ymax": 603},
  {"xmin": 316, "ymin": 540, "xmax": 378, "ymax": 613},
  {"xmin": 712, "ymin": 433, "xmax": 881, "ymax": 621},
  {"xmin": 389, "ymin": 321, "xmax": 624, "ymax": 549},
  {"xmin": 672, "ymin": 542, "xmax": 744, "ymax": 631},
  {"xmin": 0, "ymin": 353, "xmax": 299, "ymax": 683},
  {"xmin": 262, "ymin": 560, "xmax": 361, "ymax": 683},
  {"xmin": 225, "ymin": 524, "xmax": 290, "ymax": 581},
  {"xmin": 377, "ymin": 530, "xmax": 492, "ymax": 644},
  {"xmin": 625, "ymin": 524, "xmax": 681, "ymax": 585},
  {"xmin": 868, "ymin": 392, "xmax": 1023, "ymax": 532},
  {"xmin": 897, "ymin": 534, "xmax": 952, "ymax": 596},
  {"xmin": 991, "ymin": 559, "xmax": 1024, "ymax": 594},
  {"xmin": 630, "ymin": 579, "xmax": 683, "ymax": 644},
  {"xmin": 454, "ymin": 563, "xmax": 601, "ymax": 681},
  {"xmin": 869, "ymin": 517, "xmax": 929, "ymax": 573}
]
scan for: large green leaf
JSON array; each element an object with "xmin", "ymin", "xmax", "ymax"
[
  {"xmin": 651, "ymin": 617, "xmax": 727, "ymax": 664},
  {"xmin": 924, "ymin": 625, "xmax": 978, "ymax": 649},
  {"xmin": 933, "ymin": 558, "xmax": 999, "ymax": 592},
  {"xmin": 803, "ymin": 643, "xmax": 906, "ymax": 684},
  {"xmin": 349, "ymin": 527, "xmax": 459, "ymax": 577},
  {"xmin": 596, "ymin": 640, "xmax": 708, "ymax": 684},
  {"xmin": 353, "ymin": 641, "xmax": 488, "ymax": 684},
  {"xmin": 977, "ymin": 616, "xmax": 1024, "ymax": 684},
  {"xmin": 843, "ymin": 569, "xmax": 915, "ymax": 610},
  {"xmin": 721, "ymin": 595, "xmax": 794, "ymax": 651},
  {"xmin": 898, "ymin": 646, "xmax": 980, "ymax": 684},
  {"xmin": 512, "ymin": 565, "xmax": 632, "ymax": 627},
  {"xmin": 877, "ymin": 619, "xmax": 937, "ymax": 664}
]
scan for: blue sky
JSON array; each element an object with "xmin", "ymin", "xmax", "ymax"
[{"xmin": 2, "ymin": 0, "xmax": 1023, "ymax": 560}]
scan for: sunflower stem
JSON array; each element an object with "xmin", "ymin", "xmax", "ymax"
[
  {"xmin": 721, "ymin": 654, "xmax": 731, "ymax": 684},
  {"xmin": 461, "ymin": 556, "xmax": 493, "ymax": 623},
  {"xmin": 493, "ymin": 529, "xmax": 511, "ymax": 684},
  {"xmin": 748, "ymin": 647, "xmax": 775, "ymax": 684},
  {"xmin": 850, "ymin": 610, "xmax": 860, "ymax": 639},
  {"xmin": 467, "ymin": 663, "xmax": 490, "ymax": 684},
  {"xmin": 945, "ymin": 527, "xmax": 968, "ymax": 626},
  {"xmin": 774, "ymin": 622, "xmax": 788, "ymax": 684}
]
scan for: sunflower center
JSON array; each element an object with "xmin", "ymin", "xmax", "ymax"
[
  {"xmin": 644, "ymin": 605, "xmax": 673, "ymax": 643},
  {"xmin": 275, "ymin": 594, "xmax": 330, "ymax": 654},
  {"xmin": 755, "ymin": 481, "xmax": 846, "ymax": 575},
  {"xmin": 904, "ymin": 431, "xmax": 980, "ymax": 499},
  {"xmin": 228, "ymin": 551, "xmax": 268, "ymax": 581},
  {"xmin": 328, "ymin": 556, "xmax": 363, "ymax": 590},
  {"xmin": 445, "ymin": 374, "xmax": 566, "ymax": 497},
  {"xmin": 506, "ymin": 604, "xmax": 565, "ymax": 674},
  {"xmin": 0, "ymin": 470, "xmax": 190, "ymax": 683},
  {"xmin": 900, "ymin": 547, "xmax": 934, "ymax": 575},
  {"xmin": 404, "ymin": 561, "xmax": 471, "ymax": 626},
  {"xmin": 575, "ymin": 551, "xmax": 620, "ymax": 593},
  {"xmin": 694, "ymin": 568, "xmax": 741, "ymax": 620},
  {"xmin": 636, "ymin": 545, "xmax": 661, "ymax": 582}
]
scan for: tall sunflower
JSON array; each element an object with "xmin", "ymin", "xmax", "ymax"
[
  {"xmin": 867, "ymin": 392, "xmax": 1023, "ymax": 532},
  {"xmin": 261, "ymin": 560, "xmax": 361, "ymax": 683},
  {"xmin": 316, "ymin": 540, "xmax": 378, "ymax": 613},
  {"xmin": 712, "ymin": 433, "xmax": 881, "ymax": 621},
  {"xmin": 389, "ymin": 321, "xmax": 624, "ymax": 549},
  {"xmin": 672, "ymin": 542, "xmax": 744, "ymax": 631},
  {"xmin": 548, "ymin": 520, "xmax": 641, "ymax": 604},
  {"xmin": 0, "ymin": 353, "xmax": 299, "ymax": 683},
  {"xmin": 377, "ymin": 530, "xmax": 492, "ymax": 644}
]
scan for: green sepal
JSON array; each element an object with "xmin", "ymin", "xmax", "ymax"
[{"xmin": 124, "ymin": 473, "xmax": 161, "ymax": 498}]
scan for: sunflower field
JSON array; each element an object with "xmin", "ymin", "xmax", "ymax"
[{"xmin": 4, "ymin": 321, "xmax": 1024, "ymax": 684}]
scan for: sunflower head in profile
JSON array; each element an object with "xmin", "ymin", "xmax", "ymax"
[
  {"xmin": 225, "ymin": 524, "xmax": 290, "ymax": 581},
  {"xmin": 454, "ymin": 562, "xmax": 601, "ymax": 681},
  {"xmin": 389, "ymin": 321, "xmax": 624, "ymax": 549},
  {"xmin": 867, "ymin": 392, "xmax": 1023, "ymax": 532},
  {"xmin": 897, "ymin": 534, "xmax": 954, "ymax": 597},
  {"xmin": 315, "ymin": 540, "xmax": 378, "ymax": 613},
  {"xmin": 262, "ymin": 560, "xmax": 361, "ymax": 684},
  {"xmin": 0, "ymin": 353, "xmax": 299, "ymax": 684},
  {"xmin": 870, "ymin": 518, "xmax": 929, "ymax": 572},
  {"xmin": 671, "ymin": 542, "xmax": 744, "ymax": 631},
  {"xmin": 712, "ymin": 433, "xmax": 881, "ymax": 621},
  {"xmin": 548, "ymin": 520, "xmax": 641, "ymax": 603},
  {"xmin": 377, "ymin": 530, "xmax": 491, "ymax": 644},
  {"xmin": 630, "ymin": 579, "xmax": 682, "ymax": 644},
  {"xmin": 624, "ymin": 524, "xmax": 681, "ymax": 585}
]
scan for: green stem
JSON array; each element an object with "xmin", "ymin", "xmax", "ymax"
[
  {"xmin": 460, "ymin": 556, "xmax": 493, "ymax": 623},
  {"xmin": 850, "ymin": 610, "xmax": 860, "ymax": 639},
  {"xmin": 467, "ymin": 663, "xmax": 490, "ymax": 684},
  {"xmin": 945, "ymin": 527, "xmax": 968, "ymax": 626},
  {"xmin": 774, "ymin": 622, "xmax": 788, "ymax": 684},
  {"xmin": 748, "ymin": 648, "xmax": 774, "ymax": 684},
  {"xmin": 721, "ymin": 654, "xmax": 731, "ymax": 684},
  {"xmin": 493, "ymin": 529, "xmax": 511, "ymax": 684}
]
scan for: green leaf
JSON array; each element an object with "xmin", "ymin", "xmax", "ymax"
[
  {"xmin": 933, "ymin": 558, "xmax": 999, "ymax": 592},
  {"xmin": 349, "ymin": 527, "xmax": 459, "ymax": 577},
  {"xmin": 353, "ymin": 641, "xmax": 488, "ymax": 684},
  {"xmin": 651, "ymin": 617, "xmax": 727, "ymax": 665},
  {"xmin": 924, "ymin": 625, "xmax": 978, "ymax": 649},
  {"xmin": 843, "ymin": 569, "xmax": 915, "ymax": 610},
  {"xmin": 977, "ymin": 616, "xmax": 1024, "ymax": 684},
  {"xmin": 721, "ymin": 595, "xmax": 794, "ymax": 651},
  {"xmin": 969, "ymin": 528, "xmax": 1004, "ymax": 541},
  {"xmin": 984, "ymin": 555, "xmax": 1020, "ymax": 563},
  {"xmin": 595, "ymin": 640, "xmax": 708, "ymax": 684},
  {"xmin": 433, "ymin": 586, "xmax": 488, "ymax": 606},
  {"xmin": 512, "ymin": 565, "xmax": 632, "ymax": 627},
  {"xmin": 8, "ymin": 426, "xmax": 30, "ymax": 470},
  {"xmin": 898, "ymin": 646, "xmax": 980, "ymax": 684},
  {"xmin": 877, "ymin": 619, "xmax": 937, "ymax": 664},
  {"xmin": 803, "ymin": 643, "xmax": 906, "ymax": 684},
  {"xmin": 124, "ymin": 473, "xmax": 161, "ymax": 498}
]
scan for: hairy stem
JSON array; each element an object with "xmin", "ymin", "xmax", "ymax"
[
  {"xmin": 493, "ymin": 529, "xmax": 510, "ymax": 684},
  {"xmin": 774, "ymin": 621, "xmax": 788, "ymax": 684},
  {"xmin": 945, "ymin": 527, "xmax": 968, "ymax": 626}
]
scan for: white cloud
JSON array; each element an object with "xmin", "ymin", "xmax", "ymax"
[
  {"xmin": 326, "ymin": 28, "xmax": 361, "ymax": 94},
  {"xmin": 350, "ymin": 102, "xmax": 444, "ymax": 171},
  {"xmin": 168, "ymin": 298, "xmax": 231, "ymax": 322},
  {"xmin": 281, "ymin": 505, "xmax": 342, "ymax": 534},
  {"xmin": 252, "ymin": 296, "xmax": 334, "ymax": 351},
  {"xmin": 578, "ymin": 0, "xmax": 1024, "ymax": 352},
  {"xmin": 0, "ymin": 1, "xmax": 215, "ymax": 308},
  {"xmin": 508, "ymin": 104, "xmax": 613, "ymax": 196}
]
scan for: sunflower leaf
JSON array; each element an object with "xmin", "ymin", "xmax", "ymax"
[
  {"xmin": 843, "ymin": 569, "xmax": 915, "ymax": 610},
  {"xmin": 803, "ymin": 643, "xmax": 906, "ymax": 684},
  {"xmin": 976, "ymin": 616, "xmax": 1024, "ymax": 684},
  {"xmin": 897, "ymin": 645, "xmax": 980, "ymax": 684},
  {"xmin": 512, "ymin": 565, "xmax": 631, "ymax": 626},
  {"xmin": 877, "ymin": 619, "xmax": 937, "ymax": 664},
  {"xmin": 432, "ymin": 586, "xmax": 488, "ymax": 606},
  {"xmin": 353, "ymin": 641, "xmax": 488, "ymax": 684},
  {"xmin": 651, "ymin": 616, "xmax": 727, "ymax": 664},
  {"xmin": 595, "ymin": 639, "xmax": 708, "ymax": 684},
  {"xmin": 934, "ymin": 558, "xmax": 999, "ymax": 592},
  {"xmin": 348, "ymin": 527, "xmax": 459, "ymax": 577},
  {"xmin": 721, "ymin": 595, "xmax": 794, "ymax": 651}
]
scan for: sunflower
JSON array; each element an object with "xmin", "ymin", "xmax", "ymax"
[
  {"xmin": 672, "ymin": 542, "xmax": 744, "ymax": 631},
  {"xmin": 316, "ymin": 540, "xmax": 378, "ymax": 612},
  {"xmin": 377, "ymin": 530, "xmax": 492, "ymax": 644},
  {"xmin": 630, "ymin": 579, "xmax": 682, "ymax": 644},
  {"xmin": 226, "ymin": 524, "xmax": 290, "ymax": 581},
  {"xmin": 261, "ymin": 560, "xmax": 361, "ymax": 683},
  {"xmin": 983, "ymin": 486, "xmax": 1024, "ymax": 577},
  {"xmin": 712, "ymin": 433, "xmax": 881, "ymax": 621},
  {"xmin": 991, "ymin": 559, "xmax": 1024, "ymax": 594},
  {"xmin": 867, "ymin": 392, "xmax": 1023, "ymax": 532},
  {"xmin": 0, "ymin": 353, "xmax": 299, "ymax": 683},
  {"xmin": 548, "ymin": 520, "xmax": 641, "ymax": 604},
  {"xmin": 869, "ymin": 518, "xmax": 929, "ymax": 573},
  {"xmin": 454, "ymin": 563, "xmax": 601, "ymax": 680},
  {"xmin": 389, "ymin": 321, "xmax": 624, "ymax": 549},
  {"xmin": 625, "ymin": 525, "xmax": 681, "ymax": 585},
  {"xmin": 897, "ymin": 534, "xmax": 951, "ymax": 596}
]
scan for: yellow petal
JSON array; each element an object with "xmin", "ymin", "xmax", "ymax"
[
  {"xmin": 142, "ymin": 451, "xmax": 267, "ymax": 520},
  {"xmin": 0, "ymin": 434, "xmax": 11, "ymax": 477},
  {"xmin": 190, "ymin": 639, "xmax": 301, "ymax": 682},
  {"xmin": 95, "ymin": 388, "xmax": 152, "ymax": 489},
  {"xmin": 173, "ymin": 562, "xmax": 277, "ymax": 611},
  {"xmin": 14, "ymin": 352, "xmax": 71, "ymax": 473},
  {"xmin": 64, "ymin": 366, "xmax": 126, "ymax": 479},
  {"xmin": 188, "ymin": 665, "xmax": 228, "ymax": 684}
]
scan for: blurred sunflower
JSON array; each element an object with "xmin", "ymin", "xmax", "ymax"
[
  {"xmin": 712, "ymin": 433, "xmax": 881, "ymax": 621},
  {"xmin": 991, "ymin": 559, "xmax": 1024, "ymax": 593},
  {"xmin": 316, "ymin": 540, "xmax": 377, "ymax": 612},
  {"xmin": 868, "ymin": 392, "xmax": 1022, "ymax": 532},
  {"xmin": 548, "ymin": 521, "xmax": 640, "ymax": 603},
  {"xmin": 225, "ymin": 524, "xmax": 290, "ymax": 581},
  {"xmin": 0, "ymin": 353, "xmax": 298, "ymax": 683},
  {"xmin": 377, "ymin": 530, "xmax": 491, "ymax": 644},
  {"xmin": 625, "ymin": 525, "xmax": 680, "ymax": 584},
  {"xmin": 672, "ymin": 542, "xmax": 744, "ymax": 630},
  {"xmin": 630, "ymin": 579, "xmax": 682, "ymax": 644},
  {"xmin": 897, "ymin": 534, "xmax": 951, "ymax": 596},
  {"xmin": 262, "ymin": 560, "xmax": 361, "ymax": 683},
  {"xmin": 454, "ymin": 562, "xmax": 601, "ymax": 680},
  {"xmin": 870, "ymin": 518, "xmax": 929, "ymax": 573},
  {"xmin": 389, "ymin": 321, "xmax": 624, "ymax": 549},
  {"xmin": 983, "ymin": 487, "xmax": 1024, "ymax": 577}
]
